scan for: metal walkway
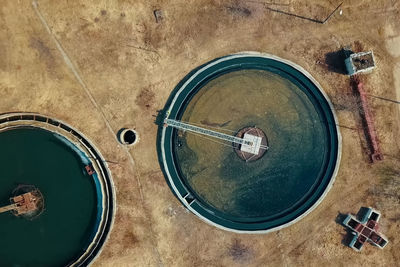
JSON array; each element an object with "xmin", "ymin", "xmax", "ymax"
[
  {"xmin": 0, "ymin": 203, "xmax": 17, "ymax": 214},
  {"xmin": 164, "ymin": 119, "xmax": 266, "ymax": 149}
]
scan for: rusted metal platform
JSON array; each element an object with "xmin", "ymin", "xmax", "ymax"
[
  {"xmin": 343, "ymin": 207, "xmax": 388, "ymax": 251},
  {"xmin": 0, "ymin": 190, "xmax": 42, "ymax": 216},
  {"xmin": 351, "ymin": 75, "xmax": 383, "ymax": 162}
]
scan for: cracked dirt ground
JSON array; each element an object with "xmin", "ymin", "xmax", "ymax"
[{"xmin": 1, "ymin": 0, "xmax": 400, "ymax": 266}]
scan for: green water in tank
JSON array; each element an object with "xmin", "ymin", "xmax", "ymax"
[
  {"xmin": 0, "ymin": 128, "xmax": 98, "ymax": 266},
  {"xmin": 174, "ymin": 69, "xmax": 328, "ymax": 219}
]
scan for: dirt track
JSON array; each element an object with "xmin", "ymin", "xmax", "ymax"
[{"xmin": 1, "ymin": 0, "xmax": 400, "ymax": 266}]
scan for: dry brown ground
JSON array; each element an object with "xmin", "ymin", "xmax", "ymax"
[{"xmin": 1, "ymin": 0, "xmax": 400, "ymax": 266}]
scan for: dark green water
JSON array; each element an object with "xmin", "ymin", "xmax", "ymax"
[
  {"xmin": 0, "ymin": 128, "xmax": 98, "ymax": 267},
  {"xmin": 175, "ymin": 69, "xmax": 328, "ymax": 219}
]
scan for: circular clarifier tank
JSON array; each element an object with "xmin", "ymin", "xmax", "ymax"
[
  {"xmin": 0, "ymin": 114, "xmax": 114, "ymax": 266},
  {"xmin": 159, "ymin": 53, "xmax": 341, "ymax": 233}
]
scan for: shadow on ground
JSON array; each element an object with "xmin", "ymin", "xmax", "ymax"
[
  {"xmin": 336, "ymin": 212, "xmax": 353, "ymax": 246},
  {"xmin": 325, "ymin": 49, "xmax": 350, "ymax": 74}
]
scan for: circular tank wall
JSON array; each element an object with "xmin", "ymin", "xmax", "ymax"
[
  {"xmin": 0, "ymin": 113, "xmax": 114, "ymax": 266},
  {"xmin": 159, "ymin": 52, "xmax": 342, "ymax": 233}
]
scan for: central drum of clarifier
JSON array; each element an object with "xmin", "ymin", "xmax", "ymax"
[
  {"xmin": 159, "ymin": 53, "xmax": 341, "ymax": 233},
  {"xmin": 233, "ymin": 127, "xmax": 268, "ymax": 162}
]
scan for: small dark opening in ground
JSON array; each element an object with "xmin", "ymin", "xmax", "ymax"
[{"xmin": 123, "ymin": 130, "xmax": 136, "ymax": 144}]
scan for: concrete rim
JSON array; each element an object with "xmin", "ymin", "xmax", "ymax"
[
  {"xmin": 119, "ymin": 128, "xmax": 139, "ymax": 146},
  {"xmin": 0, "ymin": 112, "xmax": 116, "ymax": 266},
  {"xmin": 159, "ymin": 52, "xmax": 342, "ymax": 234}
]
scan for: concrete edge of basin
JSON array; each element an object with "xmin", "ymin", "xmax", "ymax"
[
  {"xmin": 0, "ymin": 112, "xmax": 116, "ymax": 266},
  {"xmin": 159, "ymin": 52, "xmax": 342, "ymax": 234}
]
